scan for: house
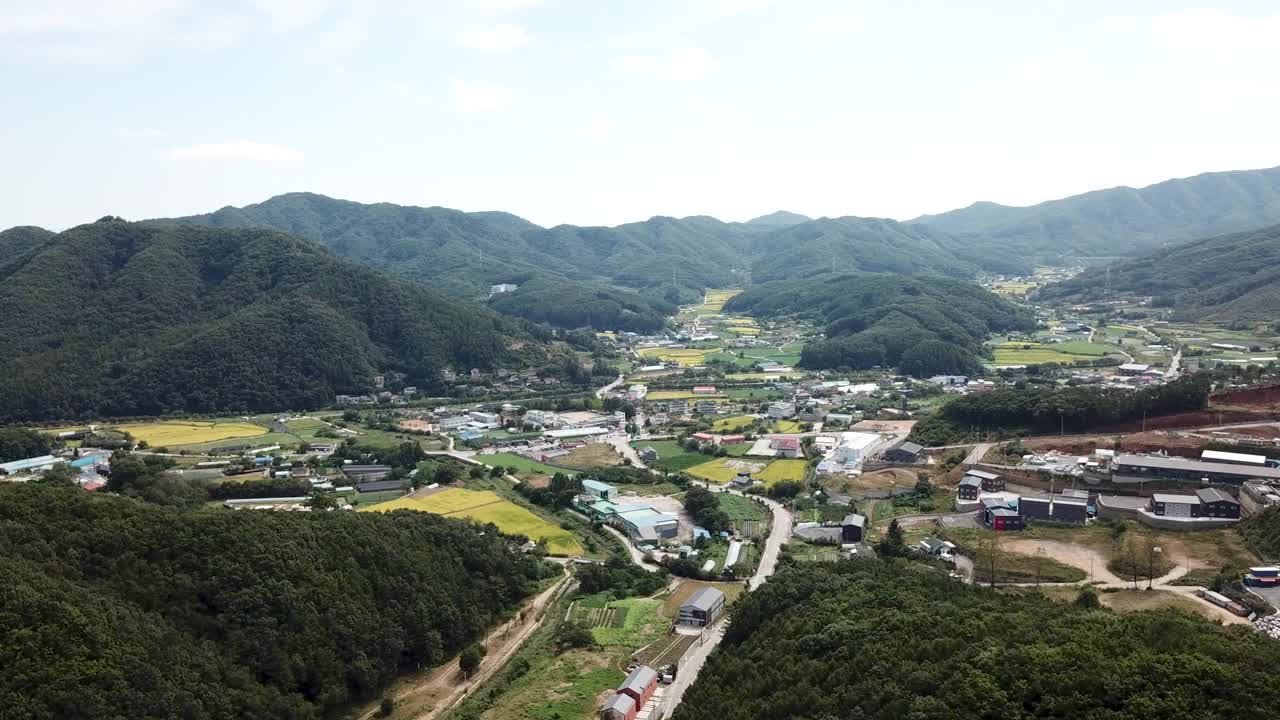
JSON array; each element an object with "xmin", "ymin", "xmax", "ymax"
[
  {"xmin": 958, "ymin": 476, "xmax": 982, "ymax": 501},
  {"xmin": 1150, "ymin": 493, "xmax": 1202, "ymax": 517},
  {"xmin": 638, "ymin": 446, "xmax": 659, "ymax": 463},
  {"xmin": 627, "ymin": 384, "xmax": 648, "ymax": 401},
  {"xmin": 695, "ymin": 400, "xmax": 719, "ymax": 415},
  {"xmin": 919, "ymin": 537, "xmax": 956, "ymax": 559},
  {"xmin": 600, "ymin": 692, "xmax": 637, "ymax": 720},
  {"xmin": 678, "ymin": 587, "xmax": 726, "ymax": 627},
  {"xmin": 883, "ymin": 440, "xmax": 923, "ymax": 463},
  {"xmin": 841, "ymin": 513, "xmax": 866, "ymax": 543},
  {"xmin": 767, "ymin": 401, "xmax": 796, "ymax": 419},
  {"xmin": 667, "ymin": 399, "xmax": 689, "ymax": 416},
  {"xmin": 982, "ymin": 505, "xmax": 1024, "ymax": 532},
  {"xmin": 690, "ymin": 432, "xmax": 716, "ymax": 443},
  {"xmin": 1195, "ymin": 488, "xmax": 1241, "ymax": 519},
  {"xmin": 966, "ymin": 469, "xmax": 1004, "ymax": 492},
  {"xmin": 582, "ymin": 479, "xmax": 617, "ymax": 501},
  {"xmin": 617, "ymin": 665, "xmax": 658, "ymax": 705},
  {"xmin": 692, "ymin": 385, "xmax": 717, "ymax": 395},
  {"xmin": 770, "ymin": 437, "xmax": 801, "ymax": 458}
]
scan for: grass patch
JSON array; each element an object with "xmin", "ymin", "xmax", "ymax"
[
  {"xmin": 723, "ymin": 388, "xmax": 783, "ymax": 401},
  {"xmin": 757, "ymin": 459, "xmax": 806, "ymax": 486},
  {"xmin": 769, "ymin": 420, "xmax": 803, "ymax": 433},
  {"xmin": 712, "ymin": 415, "xmax": 757, "ymax": 432},
  {"xmin": 590, "ymin": 598, "xmax": 665, "ymax": 647},
  {"xmin": 482, "ymin": 452, "xmax": 576, "ymax": 476},
  {"xmin": 991, "ymin": 342, "xmax": 1099, "ymax": 366},
  {"xmin": 718, "ymin": 493, "xmax": 767, "ymax": 523},
  {"xmin": 363, "ymin": 488, "xmax": 583, "ymax": 556},
  {"xmin": 633, "ymin": 440, "xmax": 707, "ymax": 472},
  {"xmin": 558, "ymin": 444, "xmax": 623, "ymax": 470}
]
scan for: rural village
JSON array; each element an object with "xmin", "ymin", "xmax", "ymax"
[{"xmin": 8, "ymin": 284, "xmax": 1280, "ymax": 720}]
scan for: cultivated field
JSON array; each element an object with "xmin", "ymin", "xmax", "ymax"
[
  {"xmin": 769, "ymin": 420, "xmax": 803, "ymax": 433},
  {"xmin": 637, "ymin": 347, "xmax": 716, "ymax": 367},
  {"xmin": 712, "ymin": 415, "xmax": 757, "ymax": 432},
  {"xmin": 694, "ymin": 289, "xmax": 740, "ymax": 315},
  {"xmin": 756, "ymin": 459, "xmax": 807, "ymax": 486},
  {"xmin": 558, "ymin": 443, "xmax": 624, "ymax": 470},
  {"xmin": 113, "ymin": 420, "xmax": 267, "ymax": 447},
  {"xmin": 991, "ymin": 341, "xmax": 1108, "ymax": 366},
  {"xmin": 364, "ymin": 488, "xmax": 583, "ymax": 556},
  {"xmin": 686, "ymin": 457, "xmax": 767, "ymax": 484},
  {"xmin": 647, "ymin": 390, "xmax": 724, "ymax": 400},
  {"xmin": 632, "ymin": 440, "xmax": 707, "ymax": 471}
]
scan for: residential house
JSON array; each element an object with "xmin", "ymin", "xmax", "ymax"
[
  {"xmin": 638, "ymin": 446, "xmax": 659, "ymax": 463},
  {"xmin": 770, "ymin": 437, "xmax": 801, "ymax": 458},
  {"xmin": 957, "ymin": 476, "xmax": 982, "ymax": 501},
  {"xmin": 767, "ymin": 401, "xmax": 796, "ymax": 419},
  {"xmin": 617, "ymin": 666, "xmax": 658, "ymax": 706},
  {"xmin": 919, "ymin": 537, "xmax": 956, "ymax": 559},
  {"xmin": 601, "ymin": 692, "xmax": 637, "ymax": 720},
  {"xmin": 695, "ymin": 400, "xmax": 719, "ymax": 415},
  {"xmin": 1150, "ymin": 493, "xmax": 1203, "ymax": 517},
  {"xmin": 678, "ymin": 587, "xmax": 726, "ymax": 627},
  {"xmin": 981, "ymin": 502, "xmax": 1023, "ymax": 532},
  {"xmin": 967, "ymin": 469, "xmax": 1004, "ymax": 492}
]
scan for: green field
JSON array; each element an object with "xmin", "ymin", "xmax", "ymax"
[
  {"xmin": 723, "ymin": 387, "xmax": 783, "ymax": 401},
  {"xmin": 756, "ymin": 459, "xmax": 807, "ymax": 486},
  {"xmin": 712, "ymin": 415, "xmax": 757, "ymax": 432},
  {"xmin": 718, "ymin": 493, "xmax": 767, "ymax": 522},
  {"xmin": 590, "ymin": 598, "xmax": 665, "ymax": 646},
  {"xmin": 769, "ymin": 420, "xmax": 803, "ymax": 433},
  {"xmin": 632, "ymin": 440, "xmax": 707, "ymax": 471},
  {"xmin": 364, "ymin": 488, "xmax": 584, "ymax": 556},
  {"xmin": 992, "ymin": 341, "xmax": 1103, "ymax": 366},
  {"xmin": 647, "ymin": 389, "xmax": 724, "ymax": 400},
  {"xmin": 481, "ymin": 452, "xmax": 576, "ymax": 476}
]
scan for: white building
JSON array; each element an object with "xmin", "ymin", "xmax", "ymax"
[
  {"xmin": 627, "ymin": 384, "xmax": 648, "ymax": 401},
  {"xmin": 817, "ymin": 432, "xmax": 881, "ymax": 473},
  {"xmin": 489, "ymin": 283, "xmax": 519, "ymax": 295},
  {"xmin": 437, "ymin": 415, "xmax": 470, "ymax": 432},
  {"xmin": 767, "ymin": 401, "xmax": 796, "ymax": 419}
]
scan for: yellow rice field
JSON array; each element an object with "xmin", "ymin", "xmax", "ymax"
[
  {"xmin": 363, "ymin": 488, "xmax": 584, "ymax": 556},
  {"xmin": 637, "ymin": 347, "xmax": 717, "ymax": 367},
  {"xmin": 756, "ymin": 459, "xmax": 807, "ymax": 486},
  {"xmin": 112, "ymin": 421, "xmax": 268, "ymax": 447},
  {"xmin": 686, "ymin": 457, "xmax": 768, "ymax": 484}
]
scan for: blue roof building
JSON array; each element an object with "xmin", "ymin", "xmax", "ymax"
[{"xmin": 581, "ymin": 479, "xmax": 616, "ymax": 500}]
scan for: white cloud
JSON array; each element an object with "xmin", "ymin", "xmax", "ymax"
[
  {"xmin": 615, "ymin": 48, "xmax": 719, "ymax": 80},
  {"xmin": 456, "ymin": 23, "xmax": 529, "ymax": 51},
  {"xmin": 466, "ymin": 0, "xmax": 543, "ymax": 12},
  {"xmin": 170, "ymin": 140, "xmax": 304, "ymax": 163},
  {"xmin": 117, "ymin": 128, "xmax": 168, "ymax": 139},
  {"xmin": 667, "ymin": 47, "xmax": 719, "ymax": 80},
  {"xmin": 589, "ymin": 119, "xmax": 611, "ymax": 138},
  {"xmin": 1152, "ymin": 8, "xmax": 1280, "ymax": 52},
  {"xmin": 252, "ymin": 0, "xmax": 336, "ymax": 33},
  {"xmin": 615, "ymin": 54, "xmax": 659, "ymax": 74},
  {"xmin": 1091, "ymin": 16, "xmax": 1137, "ymax": 34},
  {"xmin": 451, "ymin": 78, "xmax": 515, "ymax": 112}
]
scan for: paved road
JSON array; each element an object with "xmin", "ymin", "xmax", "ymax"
[
  {"xmin": 595, "ymin": 374, "xmax": 625, "ymax": 399},
  {"xmin": 599, "ymin": 524, "xmax": 661, "ymax": 572},
  {"xmin": 607, "ymin": 433, "xmax": 646, "ymax": 468},
  {"xmin": 963, "ymin": 442, "xmax": 994, "ymax": 466}
]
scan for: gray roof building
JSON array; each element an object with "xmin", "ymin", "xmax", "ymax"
[
  {"xmin": 1195, "ymin": 487, "xmax": 1239, "ymax": 504},
  {"xmin": 620, "ymin": 666, "xmax": 657, "ymax": 697},
  {"xmin": 683, "ymin": 587, "xmax": 725, "ymax": 613},
  {"xmin": 601, "ymin": 693, "xmax": 636, "ymax": 718}
]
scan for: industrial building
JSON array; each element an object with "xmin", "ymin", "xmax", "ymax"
[
  {"xmin": 678, "ymin": 587, "xmax": 726, "ymax": 627},
  {"xmin": 1112, "ymin": 453, "xmax": 1280, "ymax": 485}
]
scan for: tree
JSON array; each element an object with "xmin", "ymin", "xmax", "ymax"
[
  {"xmin": 308, "ymin": 493, "xmax": 338, "ymax": 511},
  {"xmin": 379, "ymin": 697, "xmax": 395, "ymax": 717},
  {"xmin": 554, "ymin": 621, "xmax": 594, "ymax": 650},
  {"xmin": 1074, "ymin": 586, "xmax": 1101, "ymax": 609},
  {"xmin": 0, "ymin": 427, "xmax": 53, "ymax": 463},
  {"xmin": 37, "ymin": 462, "xmax": 77, "ymax": 486},
  {"xmin": 459, "ymin": 645, "xmax": 484, "ymax": 677}
]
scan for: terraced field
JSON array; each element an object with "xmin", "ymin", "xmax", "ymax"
[{"xmin": 363, "ymin": 488, "xmax": 583, "ymax": 556}]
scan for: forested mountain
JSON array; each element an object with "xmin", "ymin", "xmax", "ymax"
[
  {"xmin": 0, "ymin": 219, "xmax": 553, "ymax": 422},
  {"xmin": 0, "ymin": 225, "xmax": 54, "ymax": 258},
  {"xmin": 1035, "ymin": 223, "xmax": 1280, "ymax": 321},
  {"xmin": 674, "ymin": 561, "xmax": 1280, "ymax": 720},
  {"xmin": 725, "ymin": 274, "xmax": 1034, "ymax": 375},
  {"xmin": 743, "ymin": 210, "xmax": 812, "ymax": 228},
  {"xmin": 158, "ymin": 193, "xmax": 757, "ymax": 296},
  {"xmin": 487, "ymin": 278, "xmax": 678, "ymax": 333},
  {"xmin": 746, "ymin": 216, "xmax": 1034, "ymax": 280},
  {"xmin": 0, "ymin": 484, "xmax": 550, "ymax": 719},
  {"xmin": 917, "ymin": 164, "xmax": 1280, "ymax": 261}
]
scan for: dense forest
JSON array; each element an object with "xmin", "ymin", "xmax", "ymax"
[
  {"xmin": 157, "ymin": 192, "xmax": 758, "ymax": 295},
  {"xmin": 726, "ymin": 274, "xmax": 1035, "ymax": 376},
  {"xmin": 487, "ymin": 278, "xmax": 677, "ymax": 333},
  {"xmin": 1035, "ymin": 222, "xmax": 1280, "ymax": 321},
  {"xmin": 674, "ymin": 561, "xmax": 1280, "ymax": 720},
  {"xmin": 917, "ymin": 164, "xmax": 1280, "ymax": 261},
  {"xmin": 0, "ymin": 427, "xmax": 52, "ymax": 462},
  {"xmin": 908, "ymin": 373, "xmax": 1212, "ymax": 445},
  {"xmin": 0, "ymin": 485, "xmax": 551, "ymax": 719},
  {"xmin": 0, "ymin": 225, "xmax": 54, "ymax": 259},
  {"xmin": 0, "ymin": 218, "xmax": 566, "ymax": 422}
]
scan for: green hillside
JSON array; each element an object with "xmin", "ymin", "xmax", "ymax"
[
  {"xmin": 0, "ymin": 218, "xmax": 555, "ymax": 422},
  {"xmin": 674, "ymin": 561, "xmax": 1280, "ymax": 720},
  {"xmin": 917, "ymin": 164, "xmax": 1280, "ymax": 261},
  {"xmin": 1035, "ymin": 223, "xmax": 1280, "ymax": 321},
  {"xmin": 487, "ymin": 277, "xmax": 678, "ymax": 333},
  {"xmin": 159, "ymin": 193, "xmax": 756, "ymax": 296},
  {"xmin": 0, "ymin": 484, "xmax": 548, "ymax": 719},
  {"xmin": 743, "ymin": 210, "xmax": 812, "ymax": 228},
  {"xmin": 725, "ymin": 273, "xmax": 1034, "ymax": 375},
  {"xmin": 0, "ymin": 225, "xmax": 54, "ymax": 260}
]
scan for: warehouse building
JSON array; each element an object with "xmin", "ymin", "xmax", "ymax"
[
  {"xmin": 678, "ymin": 587, "xmax": 726, "ymax": 627},
  {"xmin": 1112, "ymin": 454, "xmax": 1280, "ymax": 486},
  {"xmin": 1150, "ymin": 493, "xmax": 1203, "ymax": 517}
]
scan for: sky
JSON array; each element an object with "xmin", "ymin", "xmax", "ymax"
[{"xmin": 3, "ymin": 0, "xmax": 1280, "ymax": 231}]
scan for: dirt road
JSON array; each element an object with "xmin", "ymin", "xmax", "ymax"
[{"xmin": 356, "ymin": 572, "xmax": 572, "ymax": 720}]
